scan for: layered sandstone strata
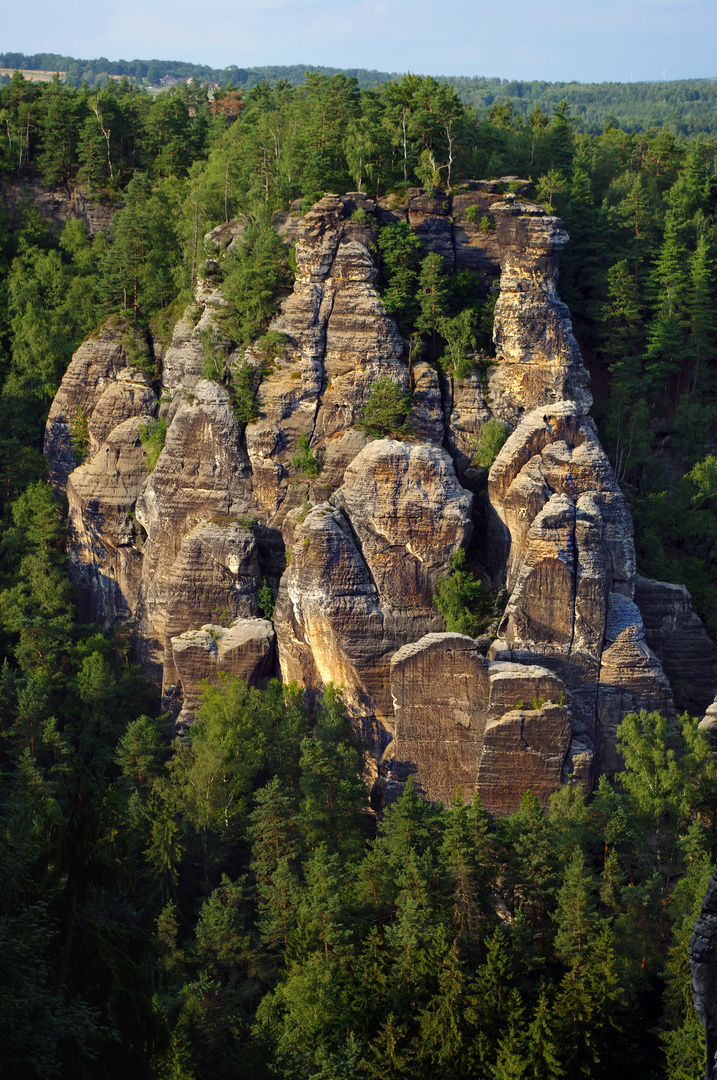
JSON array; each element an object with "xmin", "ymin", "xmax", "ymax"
[{"xmin": 45, "ymin": 186, "xmax": 715, "ymax": 808}]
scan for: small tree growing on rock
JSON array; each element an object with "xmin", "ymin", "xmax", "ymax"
[
  {"xmin": 357, "ymin": 377, "xmax": 413, "ymax": 439},
  {"xmin": 434, "ymin": 549, "xmax": 492, "ymax": 638},
  {"xmin": 472, "ymin": 418, "xmax": 509, "ymax": 469}
]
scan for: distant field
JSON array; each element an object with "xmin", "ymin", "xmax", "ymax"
[{"xmin": 0, "ymin": 68, "xmax": 64, "ymax": 82}]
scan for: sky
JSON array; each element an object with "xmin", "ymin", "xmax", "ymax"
[{"xmin": 3, "ymin": 0, "xmax": 717, "ymax": 83}]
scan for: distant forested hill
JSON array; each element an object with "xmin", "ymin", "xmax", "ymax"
[
  {"xmin": 1, "ymin": 51, "xmax": 716, "ymax": 134},
  {"xmin": 0, "ymin": 51, "xmax": 399, "ymax": 92}
]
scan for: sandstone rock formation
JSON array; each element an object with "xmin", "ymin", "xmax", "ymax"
[
  {"xmin": 274, "ymin": 439, "xmax": 472, "ymax": 760},
  {"xmin": 45, "ymin": 185, "xmax": 715, "ymax": 810},
  {"xmin": 171, "ymin": 618, "xmax": 276, "ymax": 730},
  {"xmin": 389, "ymin": 633, "xmax": 570, "ymax": 813},
  {"xmin": 635, "ymin": 575, "xmax": 717, "ymax": 714}
]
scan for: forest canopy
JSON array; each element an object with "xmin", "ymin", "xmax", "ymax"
[{"xmin": 0, "ymin": 63, "xmax": 716, "ymax": 1079}]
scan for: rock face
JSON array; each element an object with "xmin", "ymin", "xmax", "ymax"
[
  {"xmin": 45, "ymin": 320, "xmax": 151, "ymax": 495},
  {"xmin": 634, "ymin": 575, "xmax": 717, "ymax": 714},
  {"xmin": 489, "ymin": 202, "xmax": 592, "ymax": 426},
  {"xmin": 1, "ymin": 178, "xmax": 118, "ymax": 237},
  {"xmin": 46, "ymin": 185, "xmax": 712, "ymax": 808},
  {"xmin": 690, "ymin": 869, "xmax": 717, "ymax": 1079},
  {"xmin": 67, "ymin": 417, "xmax": 152, "ymax": 627},
  {"xmin": 274, "ymin": 440, "xmax": 472, "ymax": 757},
  {"xmin": 389, "ymin": 634, "xmax": 570, "ymax": 813},
  {"xmin": 171, "ymin": 618, "xmax": 276, "ymax": 729}
]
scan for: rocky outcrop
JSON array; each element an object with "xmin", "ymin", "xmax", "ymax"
[
  {"xmin": 389, "ymin": 634, "xmax": 491, "ymax": 803},
  {"xmin": 67, "ymin": 417, "xmax": 152, "ymax": 626},
  {"xmin": 477, "ymin": 702, "xmax": 572, "ymax": 816},
  {"xmin": 597, "ymin": 594, "xmax": 675, "ymax": 775},
  {"xmin": 489, "ymin": 202, "xmax": 592, "ymax": 426},
  {"xmin": 1, "ymin": 178, "xmax": 118, "ymax": 236},
  {"xmin": 45, "ymin": 320, "xmax": 149, "ymax": 494},
  {"xmin": 171, "ymin": 617, "xmax": 276, "ymax": 729},
  {"xmin": 690, "ymin": 869, "xmax": 717, "ymax": 1080},
  {"xmin": 389, "ymin": 633, "xmax": 572, "ymax": 812},
  {"xmin": 275, "ymin": 440, "xmax": 473, "ymax": 756},
  {"xmin": 245, "ymin": 193, "xmax": 408, "ymax": 519},
  {"xmin": 134, "ymin": 380, "xmax": 254, "ymax": 687},
  {"xmin": 45, "ymin": 185, "xmax": 700, "ymax": 808},
  {"xmin": 634, "ymin": 576, "xmax": 717, "ymax": 714},
  {"xmin": 485, "ymin": 398, "xmax": 656, "ymax": 771}
]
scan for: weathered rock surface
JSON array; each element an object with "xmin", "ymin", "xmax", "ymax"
[
  {"xmin": 134, "ymin": 380, "xmax": 254, "ymax": 688},
  {"xmin": 0, "ymin": 178, "xmax": 117, "ymax": 236},
  {"xmin": 484, "ymin": 391, "xmax": 655, "ymax": 771},
  {"xmin": 699, "ymin": 696, "xmax": 717, "ymax": 763},
  {"xmin": 596, "ymin": 593, "xmax": 675, "ymax": 775},
  {"xmin": 489, "ymin": 203, "xmax": 592, "ymax": 426},
  {"xmin": 67, "ymin": 417, "xmax": 152, "ymax": 626},
  {"xmin": 45, "ymin": 321, "xmax": 145, "ymax": 494},
  {"xmin": 389, "ymin": 634, "xmax": 491, "ymax": 804},
  {"xmin": 477, "ymin": 703, "xmax": 572, "ymax": 816},
  {"xmin": 246, "ymin": 195, "xmax": 409, "ymax": 519},
  {"xmin": 634, "ymin": 575, "xmax": 717, "ymax": 714},
  {"xmin": 275, "ymin": 440, "xmax": 473, "ymax": 755},
  {"xmin": 690, "ymin": 867, "xmax": 717, "ymax": 1079},
  {"xmin": 389, "ymin": 634, "xmax": 573, "ymax": 811},
  {"xmin": 45, "ymin": 185, "xmax": 701, "ymax": 806},
  {"xmin": 172, "ymin": 617, "xmax": 276, "ymax": 729}
]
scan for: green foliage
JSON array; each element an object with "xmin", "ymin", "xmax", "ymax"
[
  {"xmin": 438, "ymin": 308, "xmax": 478, "ymax": 377},
  {"xmin": 290, "ymin": 433, "xmax": 320, "ymax": 478},
  {"xmin": 256, "ymin": 330, "xmax": 287, "ymax": 361},
  {"xmin": 199, "ymin": 325, "xmax": 226, "ymax": 382},
  {"xmin": 434, "ymin": 548, "xmax": 493, "ymax": 638},
  {"xmin": 257, "ymin": 579, "xmax": 275, "ymax": 620},
  {"xmin": 378, "ymin": 221, "xmax": 422, "ymax": 332},
  {"xmin": 357, "ymin": 376, "xmax": 413, "ymax": 439},
  {"xmin": 139, "ymin": 417, "xmax": 169, "ymax": 471},
  {"xmin": 221, "ymin": 218, "xmax": 293, "ymax": 346},
  {"xmin": 2, "ymin": 63, "xmax": 717, "ymax": 1080},
  {"xmin": 536, "ymin": 169, "xmax": 568, "ymax": 209},
  {"xmin": 415, "ymin": 252, "xmax": 450, "ymax": 355},
  {"xmin": 99, "ymin": 175, "xmax": 182, "ymax": 321},
  {"xmin": 472, "ymin": 418, "xmax": 509, "ymax": 469},
  {"xmin": 230, "ymin": 360, "xmax": 260, "ymax": 425},
  {"xmin": 121, "ymin": 323, "xmax": 155, "ymax": 375},
  {"xmin": 69, "ymin": 403, "xmax": 90, "ymax": 462}
]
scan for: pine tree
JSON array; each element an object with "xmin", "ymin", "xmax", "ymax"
[
  {"xmin": 687, "ymin": 232, "xmax": 717, "ymax": 395},
  {"xmin": 416, "ymin": 943, "xmax": 480, "ymax": 1079},
  {"xmin": 527, "ymin": 988, "xmax": 565, "ymax": 1080},
  {"xmin": 550, "ymin": 960, "xmax": 595, "ymax": 1078},
  {"xmin": 249, "ymin": 778, "xmax": 302, "ymax": 952},
  {"xmin": 440, "ymin": 791, "xmax": 484, "ymax": 947},
  {"xmin": 377, "ymin": 221, "xmax": 422, "ymax": 332},
  {"xmin": 298, "ymin": 684, "xmax": 368, "ymax": 858},
  {"xmin": 553, "ymin": 851, "xmax": 600, "ymax": 963},
  {"xmin": 415, "ymin": 252, "xmax": 450, "ymax": 358},
  {"xmin": 645, "ymin": 211, "xmax": 691, "ymax": 398}
]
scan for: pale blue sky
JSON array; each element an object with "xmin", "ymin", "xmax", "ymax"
[{"xmin": 4, "ymin": 0, "xmax": 716, "ymax": 82}]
